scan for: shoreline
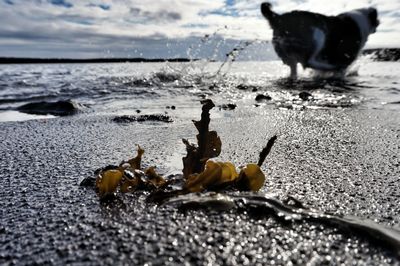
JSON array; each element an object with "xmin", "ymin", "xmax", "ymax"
[
  {"xmin": 1, "ymin": 105, "xmax": 399, "ymax": 264},
  {"xmin": 0, "ymin": 48, "xmax": 399, "ymax": 65},
  {"xmin": 0, "ymin": 57, "xmax": 194, "ymax": 64}
]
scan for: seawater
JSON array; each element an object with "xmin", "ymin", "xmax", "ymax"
[{"xmin": 0, "ymin": 59, "xmax": 399, "ymax": 122}]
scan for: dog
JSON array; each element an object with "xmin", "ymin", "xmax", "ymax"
[{"xmin": 260, "ymin": 3, "xmax": 379, "ymax": 79}]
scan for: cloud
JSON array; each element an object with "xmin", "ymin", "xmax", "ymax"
[
  {"xmin": 87, "ymin": 3, "xmax": 111, "ymax": 11},
  {"xmin": 128, "ymin": 7, "xmax": 182, "ymax": 23},
  {"xmin": 0, "ymin": 0, "xmax": 399, "ymax": 59},
  {"xmin": 49, "ymin": 0, "xmax": 73, "ymax": 8},
  {"xmin": 98, "ymin": 3, "xmax": 110, "ymax": 10}
]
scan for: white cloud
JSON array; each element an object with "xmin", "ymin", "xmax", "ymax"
[{"xmin": 0, "ymin": 0, "xmax": 398, "ymax": 58}]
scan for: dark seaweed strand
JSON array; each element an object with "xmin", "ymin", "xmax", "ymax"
[
  {"xmin": 236, "ymin": 194, "xmax": 400, "ymax": 258},
  {"xmin": 257, "ymin": 135, "xmax": 277, "ymax": 167},
  {"xmin": 193, "ymin": 99, "xmax": 216, "ymax": 173}
]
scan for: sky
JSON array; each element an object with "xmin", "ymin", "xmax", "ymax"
[{"xmin": 0, "ymin": 0, "xmax": 399, "ymax": 59}]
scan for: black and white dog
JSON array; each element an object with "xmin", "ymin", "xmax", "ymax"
[{"xmin": 261, "ymin": 3, "xmax": 379, "ymax": 79}]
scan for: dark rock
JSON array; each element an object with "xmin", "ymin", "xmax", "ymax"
[
  {"xmin": 112, "ymin": 114, "xmax": 173, "ymax": 123},
  {"xmin": 112, "ymin": 116, "xmax": 136, "ymax": 123},
  {"xmin": 299, "ymin": 91, "xmax": 313, "ymax": 101},
  {"xmin": 209, "ymin": 84, "xmax": 218, "ymax": 90},
  {"xmin": 136, "ymin": 114, "xmax": 172, "ymax": 123},
  {"xmin": 237, "ymin": 84, "xmax": 258, "ymax": 91},
  {"xmin": 219, "ymin": 104, "xmax": 237, "ymax": 110},
  {"xmin": 237, "ymin": 84, "xmax": 248, "ymax": 90},
  {"xmin": 255, "ymin": 94, "xmax": 272, "ymax": 102},
  {"xmin": 16, "ymin": 100, "xmax": 82, "ymax": 116}
]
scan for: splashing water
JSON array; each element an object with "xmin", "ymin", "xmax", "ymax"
[{"xmin": 0, "ymin": 31, "xmax": 399, "ymax": 122}]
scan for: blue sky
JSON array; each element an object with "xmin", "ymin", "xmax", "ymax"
[{"xmin": 0, "ymin": 0, "xmax": 398, "ymax": 59}]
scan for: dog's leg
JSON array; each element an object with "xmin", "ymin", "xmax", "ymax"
[
  {"xmin": 307, "ymin": 28, "xmax": 336, "ymax": 71},
  {"xmin": 289, "ymin": 63, "xmax": 297, "ymax": 79}
]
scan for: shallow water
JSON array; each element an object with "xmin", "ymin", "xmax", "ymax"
[{"xmin": 0, "ymin": 58, "xmax": 399, "ymax": 122}]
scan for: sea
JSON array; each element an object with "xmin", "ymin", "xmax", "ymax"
[{"xmin": 0, "ymin": 57, "xmax": 399, "ymax": 122}]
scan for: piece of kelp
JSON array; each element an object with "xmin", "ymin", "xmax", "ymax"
[
  {"xmin": 162, "ymin": 192, "xmax": 400, "ymax": 258},
  {"xmin": 90, "ymin": 99, "xmax": 277, "ymax": 202},
  {"xmin": 182, "ymin": 99, "xmax": 222, "ymax": 178},
  {"xmin": 95, "ymin": 146, "xmax": 168, "ymax": 198},
  {"xmin": 179, "ymin": 99, "xmax": 276, "ymax": 194}
]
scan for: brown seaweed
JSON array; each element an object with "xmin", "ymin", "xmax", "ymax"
[
  {"xmin": 91, "ymin": 99, "xmax": 277, "ymax": 201},
  {"xmin": 257, "ymin": 135, "xmax": 277, "ymax": 167},
  {"xmin": 182, "ymin": 99, "xmax": 222, "ymax": 178},
  {"xmin": 95, "ymin": 146, "xmax": 167, "ymax": 198}
]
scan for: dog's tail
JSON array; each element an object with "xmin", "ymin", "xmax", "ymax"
[{"xmin": 260, "ymin": 2, "xmax": 278, "ymax": 26}]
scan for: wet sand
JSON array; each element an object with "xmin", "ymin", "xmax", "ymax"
[{"xmin": 0, "ymin": 104, "xmax": 399, "ymax": 265}]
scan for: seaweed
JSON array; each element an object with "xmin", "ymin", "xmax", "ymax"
[
  {"xmin": 84, "ymin": 100, "xmax": 400, "ymax": 257},
  {"xmin": 179, "ymin": 99, "xmax": 277, "ymax": 194},
  {"xmin": 257, "ymin": 135, "xmax": 277, "ymax": 167},
  {"xmin": 162, "ymin": 192, "xmax": 400, "ymax": 257},
  {"xmin": 90, "ymin": 99, "xmax": 276, "ymax": 201},
  {"xmin": 182, "ymin": 99, "xmax": 221, "ymax": 178},
  {"xmin": 94, "ymin": 145, "xmax": 167, "ymax": 198}
]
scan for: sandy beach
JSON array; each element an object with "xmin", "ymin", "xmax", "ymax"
[
  {"xmin": 1, "ymin": 100, "xmax": 399, "ymax": 264},
  {"xmin": 1, "ymin": 0, "xmax": 400, "ymax": 263}
]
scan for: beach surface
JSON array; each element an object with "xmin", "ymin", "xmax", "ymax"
[{"xmin": 0, "ymin": 60, "xmax": 399, "ymax": 264}]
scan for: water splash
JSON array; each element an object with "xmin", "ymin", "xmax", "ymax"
[
  {"xmin": 159, "ymin": 29, "xmax": 264, "ymax": 89},
  {"xmin": 214, "ymin": 40, "xmax": 260, "ymax": 77},
  {"xmin": 1, "ymin": 48, "xmax": 397, "ymax": 121}
]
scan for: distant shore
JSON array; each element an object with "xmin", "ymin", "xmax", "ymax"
[
  {"xmin": 0, "ymin": 48, "xmax": 400, "ymax": 65},
  {"xmin": 0, "ymin": 57, "xmax": 193, "ymax": 64},
  {"xmin": 0, "ymin": 48, "xmax": 398, "ymax": 64}
]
